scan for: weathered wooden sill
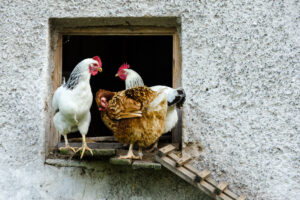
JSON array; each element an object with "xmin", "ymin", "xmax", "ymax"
[
  {"xmin": 45, "ymin": 142, "xmax": 180, "ymax": 170},
  {"xmin": 46, "ymin": 143, "xmax": 246, "ymax": 200},
  {"xmin": 45, "ymin": 158, "xmax": 107, "ymax": 170},
  {"xmin": 45, "ymin": 157, "xmax": 162, "ymax": 170}
]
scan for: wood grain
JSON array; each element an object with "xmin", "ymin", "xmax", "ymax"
[
  {"xmin": 61, "ymin": 26, "xmax": 177, "ymax": 35},
  {"xmin": 172, "ymin": 32, "xmax": 183, "ymax": 146},
  {"xmin": 176, "ymin": 154, "xmax": 192, "ymax": 167},
  {"xmin": 157, "ymin": 144, "xmax": 176, "ymax": 157},
  {"xmin": 58, "ymin": 142, "xmax": 124, "ymax": 149},
  {"xmin": 216, "ymin": 182, "xmax": 229, "ymax": 195},
  {"xmin": 49, "ymin": 33, "xmax": 62, "ymax": 151}
]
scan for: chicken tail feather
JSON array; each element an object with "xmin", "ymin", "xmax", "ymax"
[
  {"xmin": 168, "ymin": 88, "xmax": 186, "ymax": 108},
  {"xmin": 148, "ymin": 90, "xmax": 167, "ymax": 111}
]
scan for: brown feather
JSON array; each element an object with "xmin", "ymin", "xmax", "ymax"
[{"xmin": 95, "ymin": 86, "xmax": 167, "ymax": 148}]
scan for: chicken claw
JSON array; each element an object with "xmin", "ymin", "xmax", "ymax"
[
  {"xmin": 59, "ymin": 145, "xmax": 77, "ymax": 153},
  {"xmin": 119, "ymin": 152, "xmax": 142, "ymax": 160},
  {"xmin": 119, "ymin": 144, "xmax": 142, "ymax": 160},
  {"xmin": 76, "ymin": 143, "xmax": 93, "ymax": 159},
  {"xmin": 60, "ymin": 135, "xmax": 77, "ymax": 153}
]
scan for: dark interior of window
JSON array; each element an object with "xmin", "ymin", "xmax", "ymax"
[{"xmin": 62, "ymin": 35, "xmax": 173, "ymax": 142}]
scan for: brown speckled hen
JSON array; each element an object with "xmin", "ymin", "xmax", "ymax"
[{"xmin": 95, "ymin": 86, "xmax": 167, "ymax": 159}]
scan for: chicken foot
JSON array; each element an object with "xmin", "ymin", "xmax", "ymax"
[
  {"xmin": 119, "ymin": 144, "xmax": 142, "ymax": 160},
  {"xmin": 75, "ymin": 135, "xmax": 93, "ymax": 159},
  {"xmin": 59, "ymin": 134, "xmax": 76, "ymax": 153},
  {"xmin": 146, "ymin": 140, "xmax": 158, "ymax": 153}
]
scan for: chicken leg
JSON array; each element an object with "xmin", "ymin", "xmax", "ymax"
[
  {"xmin": 137, "ymin": 147, "xmax": 143, "ymax": 160},
  {"xmin": 119, "ymin": 144, "xmax": 142, "ymax": 160},
  {"xmin": 75, "ymin": 134, "xmax": 93, "ymax": 159},
  {"xmin": 146, "ymin": 140, "xmax": 158, "ymax": 153},
  {"xmin": 59, "ymin": 134, "xmax": 76, "ymax": 153}
]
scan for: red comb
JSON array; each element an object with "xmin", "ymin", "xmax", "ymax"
[
  {"xmin": 119, "ymin": 63, "xmax": 130, "ymax": 70},
  {"xmin": 93, "ymin": 56, "xmax": 102, "ymax": 67}
]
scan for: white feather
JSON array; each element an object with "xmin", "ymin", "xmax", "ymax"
[
  {"xmin": 151, "ymin": 86, "xmax": 179, "ymax": 104},
  {"xmin": 148, "ymin": 91, "xmax": 167, "ymax": 111},
  {"xmin": 124, "ymin": 69, "xmax": 144, "ymax": 89},
  {"xmin": 150, "ymin": 86, "xmax": 179, "ymax": 133},
  {"xmin": 164, "ymin": 105, "xmax": 178, "ymax": 133},
  {"xmin": 123, "ymin": 70, "xmax": 185, "ymax": 134},
  {"xmin": 52, "ymin": 58, "xmax": 97, "ymax": 136}
]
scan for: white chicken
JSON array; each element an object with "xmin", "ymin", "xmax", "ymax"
[
  {"xmin": 53, "ymin": 56, "xmax": 102, "ymax": 159},
  {"xmin": 115, "ymin": 63, "xmax": 185, "ymax": 151}
]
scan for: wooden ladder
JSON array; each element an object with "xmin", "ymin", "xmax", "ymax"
[{"xmin": 155, "ymin": 144, "xmax": 246, "ymax": 200}]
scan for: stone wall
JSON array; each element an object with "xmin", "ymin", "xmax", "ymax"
[{"xmin": 0, "ymin": 0, "xmax": 299, "ymax": 199}]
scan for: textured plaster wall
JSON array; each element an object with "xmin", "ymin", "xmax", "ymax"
[{"xmin": 0, "ymin": 0, "xmax": 299, "ymax": 200}]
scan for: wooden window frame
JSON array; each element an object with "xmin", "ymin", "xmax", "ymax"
[{"xmin": 49, "ymin": 26, "xmax": 182, "ymax": 154}]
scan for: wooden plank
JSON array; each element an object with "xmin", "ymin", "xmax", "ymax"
[
  {"xmin": 157, "ymin": 147, "xmax": 244, "ymax": 200},
  {"xmin": 158, "ymin": 143, "xmax": 179, "ymax": 149},
  {"xmin": 110, "ymin": 157, "xmax": 132, "ymax": 165},
  {"xmin": 218, "ymin": 182, "xmax": 228, "ymax": 191},
  {"xmin": 178, "ymin": 165, "xmax": 197, "ymax": 180},
  {"xmin": 157, "ymin": 144, "xmax": 176, "ymax": 157},
  {"xmin": 206, "ymin": 176, "xmax": 218, "ymax": 187},
  {"xmin": 168, "ymin": 154, "xmax": 215, "ymax": 193},
  {"xmin": 59, "ymin": 148, "xmax": 115, "ymax": 158},
  {"xmin": 68, "ymin": 136, "xmax": 116, "ymax": 142},
  {"xmin": 236, "ymin": 195, "xmax": 246, "ymax": 200},
  {"xmin": 172, "ymin": 110, "xmax": 182, "ymax": 144},
  {"xmin": 184, "ymin": 163, "xmax": 200, "ymax": 174},
  {"xmin": 68, "ymin": 135, "xmax": 172, "ymax": 143},
  {"xmin": 217, "ymin": 193, "xmax": 234, "ymax": 200},
  {"xmin": 132, "ymin": 161, "xmax": 161, "ymax": 170},
  {"xmin": 165, "ymin": 152, "xmax": 239, "ymax": 199},
  {"xmin": 169, "ymin": 153, "xmax": 200, "ymax": 179},
  {"xmin": 176, "ymin": 154, "xmax": 192, "ymax": 167},
  {"xmin": 215, "ymin": 182, "xmax": 229, "ymax": 195},
  {"xmin": 184, "ymin": 164, "xmax": 211, "ymax": 182},
  {"xmin": 61, "ymin": 27, "xmax": 177, "ymax": 35},
  {"xmin": 172, "ymin": 32, "xmax": 182, "ymax": 145},
  {"xmin": 199, "ymin": 180, "xmax": 216, "ymax": 194},
  {"xmin": 155, "ymin": 155, "xmax": 215, "ymax": 198},
  {"xmin": 195, "ymin": 169, "xmax": 211, "ymax": 182},
  {"xmin": 167, "ymin": 152, "xmax": 180, "ymax": 161},
  {"xmin": 205, "ymin": 177, "xmax": 241, "ymax": 200},
  {"xmin": 199, "ymin": 169, "xmax": 211, "ymax": 179},
  {"xmin": 156, "ymin": 155, "xmax": 195, "ymax": 181},
  {"xmin": 172, "ymin": 33, "xmax": 182, "ymax": 92},
  {"xmin": 48, "ymin": 33, "xmax": 62, "ymax": 153},
  {"xmin": 58, "ymin": 142, "xmax": 124, "ymax": 149},
  {"xmin": 223, "ymin": 189, "xmax": 238, "ymax": 199}
]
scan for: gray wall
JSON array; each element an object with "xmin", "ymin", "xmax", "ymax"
[{"xmin": 0, "ymin": 0, "xmax": 299, "ymax": 199}]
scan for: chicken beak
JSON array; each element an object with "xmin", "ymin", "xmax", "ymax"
[
  {"xmin": 115, "ymin": 73, "xmax": 119, "ymax": 77},
  {"xmin": 98, "ymin": 67, "xmax": 102, "ymax": 72}
]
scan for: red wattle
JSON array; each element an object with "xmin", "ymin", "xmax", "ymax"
[{"xmin": 89, "ymin": 66, "xmax": 98, "ymax": 76}]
